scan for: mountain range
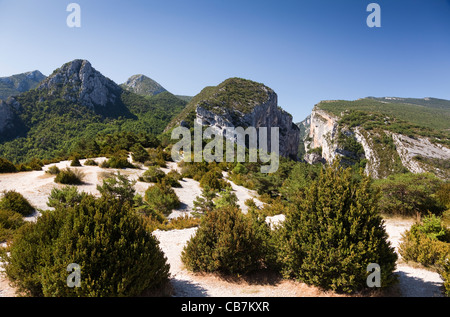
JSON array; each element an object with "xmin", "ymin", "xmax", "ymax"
[
  {"xmin": 0, "ymin": 71, "xmax": 46, "ymax": 100},
  {"xmin": 0, "ymin": 60, "xmax": 187, "ymax": 163},
  {"xmin": 0, "ymin": 59, "xmax": 448, "ymax": 180}
]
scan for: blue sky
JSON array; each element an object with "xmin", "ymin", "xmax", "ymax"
[{"xmin": 0, "ymin": 0, "xmax": 449, "ymax": 122}]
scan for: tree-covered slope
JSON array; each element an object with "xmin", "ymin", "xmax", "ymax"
[
  {"xmin": 0, "ymin": 60, "xmax": 187, "ymax": 163},
  {"xmin": 0, "ymin": 71, "xmax": 46, "ymax": 100}
]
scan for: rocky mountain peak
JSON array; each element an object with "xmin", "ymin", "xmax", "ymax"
[
  {"xmin": 121, "ymin": 74, "xmax": 167, "ymax": 96},
  {"xmin": 0, "ymin": 70, "xmax": 47, "ymax": 100},
  {"xmin": 168, "ymin": 77, "xmax": 300, "ymax": 160},
  {"xmin": 38, "ymin": 59, "xmax": 122, "ymax": 109}
]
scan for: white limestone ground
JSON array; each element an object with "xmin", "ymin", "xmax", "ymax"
[{"xmin": 0, "ymin": 159, "xmax": 446, "ymax": 297}]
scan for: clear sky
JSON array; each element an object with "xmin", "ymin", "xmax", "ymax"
[{"xmin": 0, "ymin": 0, "xmax": 449, "ymax": 122}]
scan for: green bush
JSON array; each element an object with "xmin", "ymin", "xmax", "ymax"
[
  {"xmin": 144, "ymin": 181, "xmax": 180, "ymax": 215},
  {"xmin": 0, "ymin": 191, "xmax": 34, "ymax": 217},
  {"xmin": 46, "ymin": 165, "xmax": 61, "ymax": 175},
  {"xmin": 179, "ymin": 161, "xmax": 210, "ymax": 181},
  {"xmin": 47, "ymin": 186, "xmax": 87, "ymax": 209},
  {"xmin": 199, "ymin": 169, "xmax": 229, "ymax": 191},
  {"xmin": 417, "ymin": 214, "xmax": 449, "ymax": 242},
  {"xmin": 399, "ymin": 216, "xmax": 450, "ymax": 267},
  {"xmin": 100, "ymin": 156, "xmax": 135, "ymax": 169},
  {"xmin": 131, "ymin": 143, "xmax": 150, "ymax": 163},
  {"xmin": 0, "ymin": 157, "xmax": 17, "ymax": 173},
  {"xmin": 144, "ymin": 147, "xmax": 169, "ymax": 168},
  {"xmin": 0, "ymin": 209, "xmax": 25, "ymax": 242},
  {"xmin": 139, "ymin": 166, "xmax": 166, "ymax": 183},
  {"xmin": 213, "ymin": 188, "xmax": 238, "ymax": 209},
  {"xmin": 54, "ymin": 168, "xmax": 84, "ymax": 185},
  {"xmin": 193, "ymin": 187, "xmax": 217, "ymax": 214},
  {"xmin": 232, "ymin": 163, "xmax": 248, "ymax": 175},
  {"xmin": 70, "ymin": 157, "xmax": 82, "ymax": 167},
  {"xmin": 440, "ymin": 260, "xmax": 450, "ymax": 296},
  {"xmin": 374, "ymin": 173, "xmax": 444, "ymax": 216},
  {"xmin": 83, "ymin": 159, "xmax": 98, "ymax": 166},
  {"xmin": 165, "ymin": 170, "xmax": 182, "ymax": 188},
  {"xmin": 97, "ymin": 172, "xmax": 137, "ymax": 204},
  {"xmin": 277, "ymin": 161, "xmax": 398, "ymax": 293},
  {"xmin": 181, "ymin": 206, "xmax": 271, "ymax": 275},
  {"xmin": 2, "ymin": 194, "xmax": 170, "ymax": 297}
]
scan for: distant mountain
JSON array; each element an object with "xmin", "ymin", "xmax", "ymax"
[
  {"xmin": 303, "ymin": 97, "xmax": 450, "ymax": 179},
  {"xmin": 0, "ymin": 70, "xmax": 46, "ymax": 100},
  {"xmin": 0, "ymin": 60, "xmax": 187, "ymax": 163},
  {"xmin": 121, "ymin": 74, "xmax": 167, "ymax": 96}
]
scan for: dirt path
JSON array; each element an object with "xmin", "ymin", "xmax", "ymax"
[{"xmin": 383, "ymin": 218, "xmax": 444, "ymax": 297}]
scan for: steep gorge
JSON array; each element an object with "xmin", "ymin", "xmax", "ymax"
[{"xmin": 303, "ymin": 99, "xmax": 450, "ymax": 180}]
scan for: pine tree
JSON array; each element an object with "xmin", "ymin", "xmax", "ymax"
[{"xmin": 193, "ymin": 186, "xmax": 217, "ymax": 214}]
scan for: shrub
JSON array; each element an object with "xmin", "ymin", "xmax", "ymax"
[
  {"xmin": 2, "ymin": 195, "xmax": 170, "ymax": 297},
  {"xmin": 199, "ymin": 169, "xmax": 229, "ymax": 191},
  {"xmin": 47, "ymin": 186, "xmax": 87, "ymax": 209},
  {"xmin": 399, "ymin": 216, "xmax": 450, "ymax": 268},
  {"xmin": 0, "ymin": 157, "xmax": 17, "ymax": 173},
  {"xmin": 0, "ymin": 191, "xmax": 34, "ymax": 217},
  {"xmin": 165, "ymin": 170, "xmax": 182, "ymax": 188},
  {"xmin": 83, "ymin": 159, "xmax": 98, "ymax": 166},
  {"xmin": 139, "ymin": 166, "xmax": 166, "ymax": 183},
  {"xmin": 436, "ymin": 183, "xmax": 450, "ymax": 210},
  {"xmin": 277, "ymin": 161, "xmax": 398, "ymax": 293},
  {"xmin": 145, "ymin": 148, "xmax": 168, "ymax": 168},
  {"xmin": 232, "ymin": 163, "xmax": 247, "ymax": 175},
  {"xmin": 97, "ymin": 172, "xmax": 137, "ymax": 204},
  {"xmin": 144, "ymin": 214, "xmax": 202, "ymax": 232},
  {"xmin": 181, "ymin": 206, "xmax": 270, "ymax": 275},
  {"xmin": 0, "ymin": 209, "xmax": 25, "ymax": 242},
  {"xmin": 54, "ymin": 168, "xmax": 84, "ymax": 185},
  {"xmin": 130, "ymin": 143, "xmax": 150, "ymax": 163},
  {"xmin": 179, "ymin": 161, "xmax": 209, "ymax": 181},
  {"xmin": 46, "ymin": 165, "xmax": 61, "ymax": 175},
  {"xmin": 144, "ymin": 181, "xmax": 180, "ymax": 215},
  {"xmin": 374, "ymin": 173, "xmax": 444, "ymax": 216},
  {"xmin": 193, "ymin": 187, "xmax": 217, "ymax": 214},
  {"xmin": 440, "ymin": 260, "xmax": 450, "ymax": 296},
  {"xmin": 417, "ymin": 214, "xmax": 448, "ymax": 242},
  {"xmin": 100, "ymin": 156, "xmax": 135, "ymax": 169},
  {"xmin": 213, "ymin": 188, "xmax": 238, "ymax": 209},
  {"xmin": 70, "ymin": 157, "xmax": 82, "ymax": 167}
]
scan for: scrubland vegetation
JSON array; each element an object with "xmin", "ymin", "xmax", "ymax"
[{"xmin": 0, "ymin": 128, "xmax": 448, "ymax": 297}]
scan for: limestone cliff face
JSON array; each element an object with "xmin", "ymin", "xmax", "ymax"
[
  {"xmin": 38, "ymin": 59, "xmax": 122, "ymax": 110},
  {"xmin": 304, "ymin": 109, "xmax": 340, "ymax": 163},
  {"xmin": 391, "ymin": 133, "xmax": 450, "ymax": 179},
  {"xmin": 305, "ymin": 106, "xmax": 450, "ymax": 180},
  {"xmin": 193, "ymin": 83, "xmax": 300, "ymax": 160}
]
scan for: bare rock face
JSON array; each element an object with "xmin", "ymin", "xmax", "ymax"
[
  {"xmin": 305, "ymin": 106, "xmax": 450, "ymax": 180},
  {"xmin": 304, "ymin": 109, "xmax": 339, "ymax": 164},
  {"xmin": 194, "ymin": 82, "xmax": 300, "ymax": 160},
  {"xmin": 391, "ymin": 133, "xmax": 450, "ymax": 179},
  {"xmin": 38, "ymin": 59, "xmax": 122, "ymax": 110}
]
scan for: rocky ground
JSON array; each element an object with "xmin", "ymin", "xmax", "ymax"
[{"xmin": 0, "ymin": 159, "xmax": 445, "ymax": 297}]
